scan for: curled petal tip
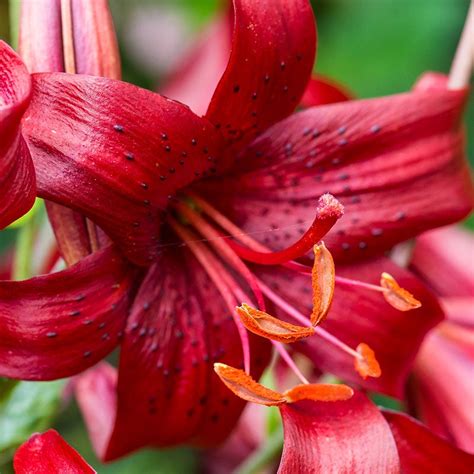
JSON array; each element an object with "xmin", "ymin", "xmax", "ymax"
[
  {"xmin": 355, "ymin": 343, "xmax": 382, "ymax": 379},
  {"xmin": 317, "ymin": 194, "xmax": 344, "ymax": 219},
  {"xmin": 236, "ymin": 303, "xmax": 314, "ymax": 343},
  {"xmin": 381, "ymin": 272, "xmax": 422, "ymax": 311}
]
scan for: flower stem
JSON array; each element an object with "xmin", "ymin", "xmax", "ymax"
[
  {"xmin": 234, "ymin": 425, "xmax": 284, "ymax": 474},
  {"xmin": 12, "ymin": 214, "xmax": 38, "ymax": 280},
  {"xmin": 448, "ymin": 0, "xmax": 474, "ymax": 89}
]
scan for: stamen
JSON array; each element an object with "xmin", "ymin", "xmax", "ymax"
[
  {"xmin": 284, "ymin": 383, "xmax": 354, "ymax": 403},
  {"xmin": 214, "ymin": 363, "xmax": 285, "ymax": 406},
  {"xmin": 169, "ymin": 218, "xmax": 251, "ymax": 374},
  {"xmin": 258, "ymin": 279, "xmax": 381, "ymax": 379},
  {"xmin": 380, "ymin": 272, "xmax": 421, "ymax": 311},
  {"xmin": 214, "ymin": 363, "xmax": 353, "ymax": 406},
  {"xmin": 229, "ymin": 194, "xmax": 343, "ymax": 265},
  {"xmin": 336, "ymin": 274, "xmax": 422, "ymax": 311},
  {"xmin": 176, "ymin": 202, "xmax": 266, "ymax": 310},
  {"xmin": 236, "ymin": 303, "xmax": 315, "ymax": 343},
  {"xmin": 311, "ymin": 243, "xmax": 335, "ymax": 325},
  {"xmin": 355, "ymin": 343, "xmax": 381, "ymax": 379}
]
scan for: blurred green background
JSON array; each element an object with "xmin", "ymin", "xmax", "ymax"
[{"xmin": 0, "ymin": 0, "xmax": 472, "ymax": 472}]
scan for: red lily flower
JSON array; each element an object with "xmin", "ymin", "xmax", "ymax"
[
  {"xmin": 1, "ymin": 0, "xmax": 473, "ymax": 462},
  {"xmin": 409, "ymin": 225, "xmax": 474, "ymax": 453},
  {"xmin": 14, "ymin": 429, "xmax": 95, "ymax": 473}
]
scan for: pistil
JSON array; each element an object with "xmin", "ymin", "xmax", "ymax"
[{"xmin": 188, "ymin": 192, "xmax": 343, "ymax": 265}]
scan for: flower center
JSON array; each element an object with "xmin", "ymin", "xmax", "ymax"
[{"xmin": 167, "ymin": 192, "xmax": 421, "ymax": 387}]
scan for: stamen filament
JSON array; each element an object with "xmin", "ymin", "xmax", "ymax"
[
  {"xmin": 176, "ymin": 202, "xmax": 265, "ymax": 309},
  {"xmin": 335, "ymin": 275, "xmax": 386, "ymax": 293},
  {"xmin": 189, "ymin": 193, "xmax": 343, "ymax": 265},
  {"xmin": 273, "ymin": 342, "xmax": 310, "ymax": 385},
  {"xmin": 169, "ymin": 218, "xmax": 252, "ymax": 374}
]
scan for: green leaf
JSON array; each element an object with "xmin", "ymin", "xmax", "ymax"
[{"xmin": 0, "ymin": 379, "xmax": 65, "ymax": 465}]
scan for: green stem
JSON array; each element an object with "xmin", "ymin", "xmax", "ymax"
[
  {"xmin": 8, "ymin": 0, "xmax": 20, "ymax": 49},
  {"xmin": 12, "ymin": 215, "xmax": 37, "ymax": 280},
  {"xmin": 234, "ymin": 426, "xmax": 284, "ymax": 474}
]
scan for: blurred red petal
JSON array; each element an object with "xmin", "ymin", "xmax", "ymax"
[
  {"xmin": 278, "ymin": 392, "xmax": 400, "ymax": 473},
  {"xmin": 0, "ymin": 247, "xmax": 134, "ymax": 380},
  {"xmin": 411, "ymin": 226, "xmax": 474, "ymax": 298},
  {"xmin": 14, "ymin": 429, "xmax": 95, "ymax": 473},
  {"xmin": 162, "ymin": 11, "xmax": 232, "ymax": 116},
  {"xmin": 383, "ymin": 410, "xmax": 474, "ymax": 473},
  {"xmin": 301, "ymin": 75, "xmax": 353, "ymax": 107},
  {"xmin": 0, "ymin": 41, "xmax": 35, "ymax": 229}
]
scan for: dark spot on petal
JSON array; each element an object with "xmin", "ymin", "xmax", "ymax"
[
  {"xmin": 46, "ymin": 331, "xmax": 57, "ymax": 338},
  {"xmin": 113, "ymin": 124, "xmax": 124, "ymax": 133},
  {"xmin": 124, "ymin": 152, "xmax": 134, "ymax": 161}
]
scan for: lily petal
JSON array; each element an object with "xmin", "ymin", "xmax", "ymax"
[
  {"xmin": 0, "ymin": 246, "xmax": 133, "ymax": 380},
  {"xmin": 411, "ymin": 226, "xmax": 474, "ymax": 297},
  {"xmin": 198, "ymin": 81, "xmax": 472, "ymax": 261},
  {"xmin": 383, "ymin": 410, "xmax": 474, "ymax": 473},
  {"xmin": 278, "ymin": 392, "xmax": 400, "ymax": 473},
  {"xmin": 206, "ymin": 0, "xmax": 316, "ymax": 145},
  {"xmin": 301, "ymin": 75, "xmax": 353, "ymax": 107},
  {"xmin": 257, "ymin": 257, "xmax": 443, "ymax": 397},
  {"xmin": 14, "ymin": 429, "xmax": 95, "ymax": 474},
  {"xmin": 22, "ymin": 73, "xmax": 224, "ymax": 265},
  {"xmin": 77, "ymin": 248, "xmax": 270, "ymax": 460},
  {"xmin": 0, "ymin": 41, "xmax": 35, "ymax": 229}
]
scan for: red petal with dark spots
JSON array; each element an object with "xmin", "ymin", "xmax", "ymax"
[
  {"xmin": 300, "ymin": 75, "xmax": 353, "ymax": 107},
  {"xmin": 206, "ymin": 0, "xmax": 316, "ymax": 146},
  {"xmin": 0, "ymin": 41, "xmax": 35, "ymax": 229},
  {"xmin": 22, "ymin": 73, "xmax": 224, "ymax": 265},
  {"xmin": 14, "ymin": 429, "xmax": 95, "ymax": 474},
  {"xmin": 0, "ymin": 246, "xmax": 134, "ymax": 380},
  {"xmin": 197, "ymin": 82, "xmax": 472, "ymax": 261},
  {"xmin": 278, "ymin": 391, "xmax": 400, "ymax": 473},
  {"xmin": 383, "ymin": 410, "xmax": 474, "ymax": 474},
  {"xmin": 161, "ymin": 11, "xmax": 232, "ymax": 116},
  {"xmin": 257, "ymin": 257, "xmax": 443, "ymax": 397},
  {"xmin": 77, "ymin": 248, "xmax": 270, "ymax": 461}
]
